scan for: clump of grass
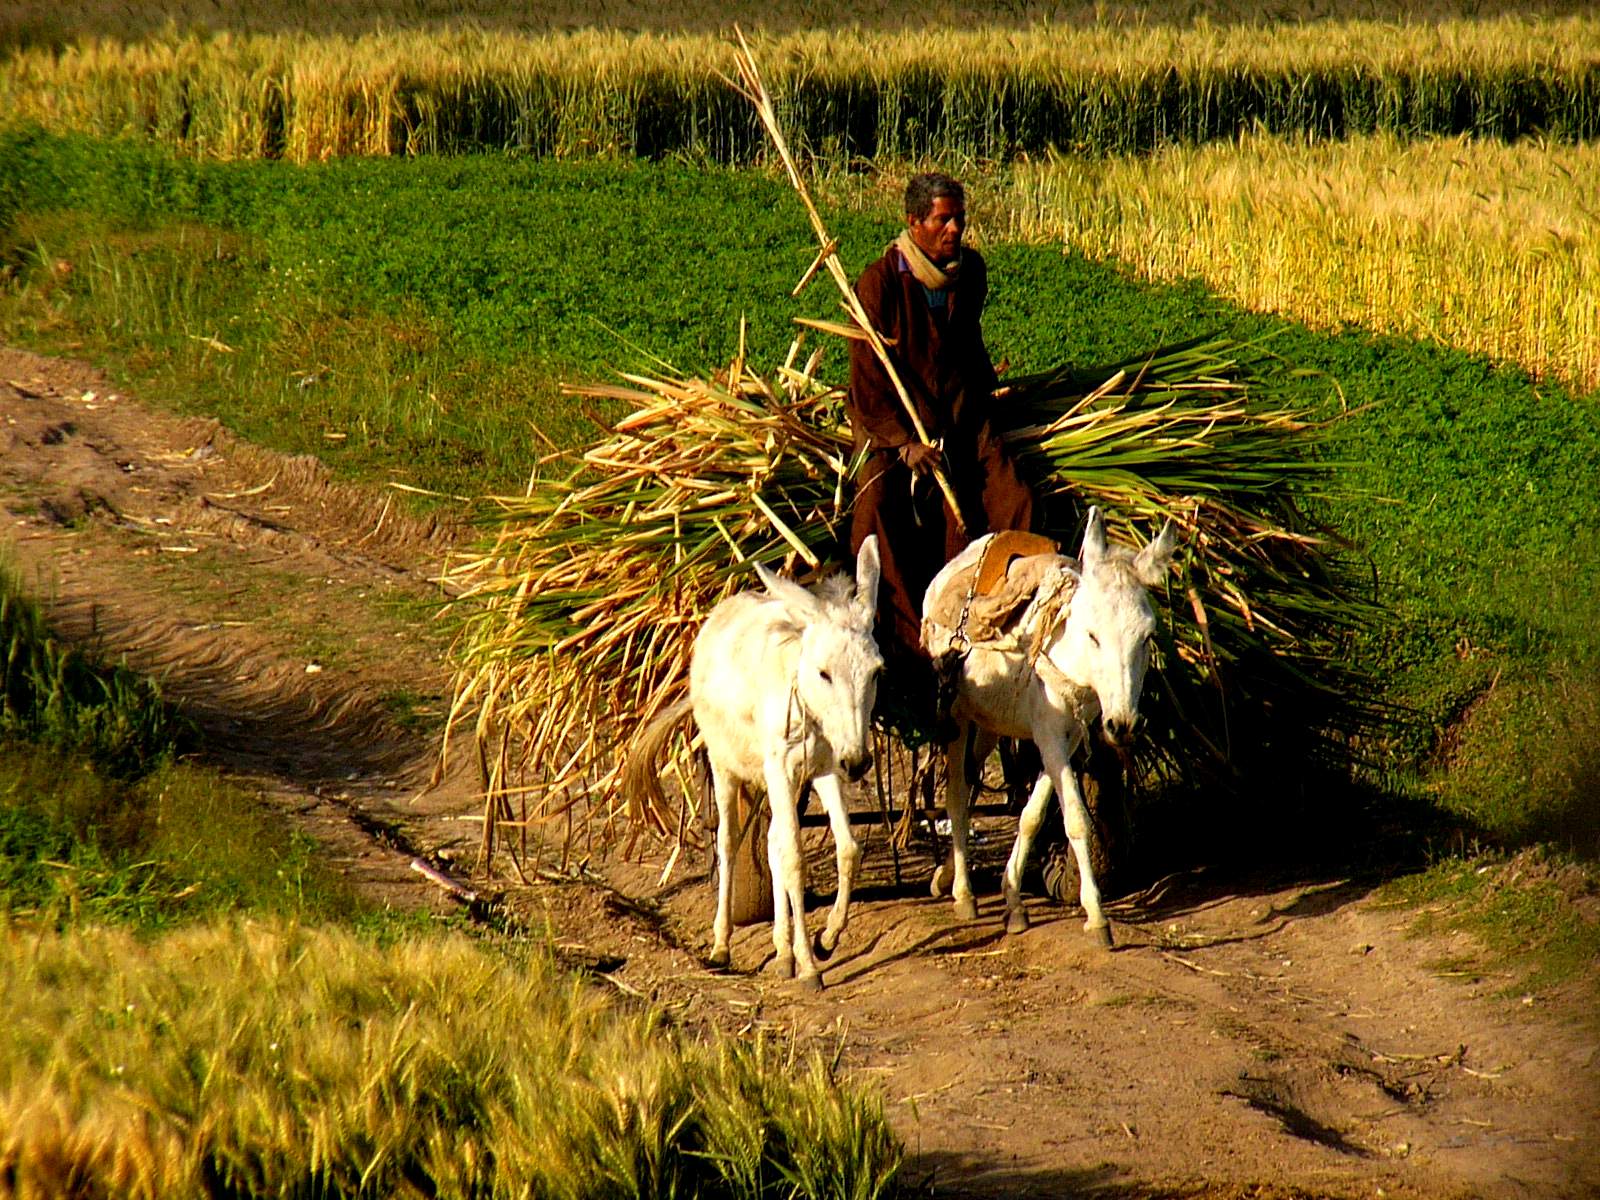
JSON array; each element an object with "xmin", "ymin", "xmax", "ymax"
[
  {"xmin": 1382, "ymin": 849, "xmax": 1600, "ymax": 995},
  {"xmin": 1, "ymin": 560, "xmax": 189, "ymax": 778},
  {"xmin": 0, "ymin": 561, "xmax": 371, "ymax": 933},
  {"xmin": 1421, "ymin": 564, "xmax": 1600, "ymax": 859},
  {"xmin": 0, "ymin": 740, "xmax": 359, "ymax": 928},
  {"xmin": 0, "ymin": 919, "xmax": 902, "ymax": 1200}
]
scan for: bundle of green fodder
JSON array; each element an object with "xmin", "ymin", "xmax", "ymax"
[
  {"xmin": 440, "ymin": 334, "xmax": 1372, "ymax": 873},
  {"xmin": 439, "ymin": 346, "xmax": 853, "ymax": 869},
  {"xmin": 1000, "ymin": 340, "xmax": 1381, "ymax": 786}
]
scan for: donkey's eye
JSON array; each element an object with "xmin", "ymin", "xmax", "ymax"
[
  {"xmin": 1087, "ymin": 632, "xmax": 1101, "ymax": 648},
  {"xmin": 819, "ymin": 669, "xmax": 833, "ymax": 684}
]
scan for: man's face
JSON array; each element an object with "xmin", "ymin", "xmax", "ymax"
[{"xmin": 907, "ymin": 195, "xmax": 966, "ymax": 263}]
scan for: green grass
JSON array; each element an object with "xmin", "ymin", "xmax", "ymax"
[
  {"xmin": 2, "ymin": 557, "xmax": 189, "ymax": 778},
  {"xmin": 2, "ymin": 129, "xmax": 1598, "ymax": 855},
  {"xmin": 0, "ymin": 555, "xmax": 371, "ymax": 930},
  {"xmin": 1380, "ymin": 851, "xmax": 1600, "ymax": 995},
  {"xmin": 380, "ymin": 685, "xmax": 447, "ymax": 735},
  {"xmin": 0, "ymin": 740, "xmax": 363, "ymax": 928},
  {"xmin": 0, "ymin": 129, "xmax": 887, "ymax": 494}
]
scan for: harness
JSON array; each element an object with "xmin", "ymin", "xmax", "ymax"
[
  {"xmin": 932, "ymin": 535, "xmax": 996, "ymax": 733},
  {"xmin": 944, "ymin": 535, "xmax": 993, "ymax": 656},
  {"xmin": 783, "ymin": 674, "xmax": 813, "ymax": 747},
  {"xmin": 937, "ymin": 547, "xmax": 1093, "ymax": 728}
]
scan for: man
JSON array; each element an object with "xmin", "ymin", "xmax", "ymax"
[{"xmin": 846, "ymin": 172, "xmax": 1035, "ymax": 712}]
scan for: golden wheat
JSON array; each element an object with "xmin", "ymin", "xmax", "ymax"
[
  {"xmin": 0, "ymin": 919, "xmax": 901, "ymax": 1200},
  {"xmin": 966, "ymin": 132, "xmax": 1600, "ymax": 393},
  {"xmin": 5, "ymin": 19, "xmax": 1600, "ymax": 161}
]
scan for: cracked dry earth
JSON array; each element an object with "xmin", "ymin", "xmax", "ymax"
[{"xmin": 3, "ymin": 347, "xmax": 1597, "ymax": 1200}]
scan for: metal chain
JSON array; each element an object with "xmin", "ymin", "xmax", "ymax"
[{"xmin": 947, "ymin": 534, "xmax": 998, "ymax": 654}]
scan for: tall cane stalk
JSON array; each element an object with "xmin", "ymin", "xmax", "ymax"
[{"xmin": 726, "ymin": 26, "xmax": 970, "ymax": 536}]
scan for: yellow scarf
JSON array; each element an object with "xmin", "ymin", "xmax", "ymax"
[{"xmin": 894, "ymin": 230, "xmax": 961, "ymax": 291}]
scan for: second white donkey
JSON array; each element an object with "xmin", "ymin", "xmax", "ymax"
[{"xmin": 922, "ymin": 508, "xmax": 1178, "ymax": 946}]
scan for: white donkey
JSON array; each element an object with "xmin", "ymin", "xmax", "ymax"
[
  {"xmin": 922, "ymin": 508, "xmax": 1177, "ymax": 946},
  {"xmin": 626, "ymin": 538, "xmax": 883, "ymax": 991}
]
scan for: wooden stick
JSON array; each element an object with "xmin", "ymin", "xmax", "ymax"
[
  {"xmin": 410, "ymin": 857, "xmax": 479, "ymax": 903},
  {"xmin": 1159, "ymin": 951, "xmax": 1232, "ymax": 977},
  {"xmin": 728, "ymin": 27, "xmax": 969, "ymax": 536},
  {"xmin": 792, "ymin": 238, "xmax": 838, "ymax": 297}
]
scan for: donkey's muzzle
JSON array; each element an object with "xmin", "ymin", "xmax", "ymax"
[
  {"xmin": 841, "ymin": 753, "xmax": 872, "ymax": 783},
  {"xmin": 1101, "ymin": 714, "xmax": 1144, "ymax": 749}
]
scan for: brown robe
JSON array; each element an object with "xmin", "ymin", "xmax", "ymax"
[{"xmin": 846, "ymin": 243, "xmax": 1035, "ymax": 672}]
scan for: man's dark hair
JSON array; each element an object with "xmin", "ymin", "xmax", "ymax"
[{"xmin": 904, "ymin": 172, "xmax": 965, "ymax": 220}]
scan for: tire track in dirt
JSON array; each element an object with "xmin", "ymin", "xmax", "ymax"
[{"xmin": 1, "ymin": 348, "xmax": 474, "ymax": 909}]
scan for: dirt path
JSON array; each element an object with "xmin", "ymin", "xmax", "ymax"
[{"xmin": 3, "ymin": 349, "xmax": 1596, "ymax": 1200}]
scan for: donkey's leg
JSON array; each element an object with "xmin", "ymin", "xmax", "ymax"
[
  {"xmin": 764, "ymin": 794, "xmax": 795, "ymax": 981},
  {"xmin": 764, "ymin": 764, "xmax": 823, "ymax": 990},
  {"xmin": 943, "ymin": 724, "xmax": 998, "ymax": 921},
  {"xmin": 1043, "ymin": 736, "xmax": 1112, "ymax": 948},
  {"xmin": 811, "ymin": 771, "xmax": 859, "ymax": 960},
  {"xmin": 708, "ymin": 768, "xmax": 742, "ymax": 970},
  {"xmin": 1000, "ymin": 768, "xmax": 1056, "ymax": 935}
]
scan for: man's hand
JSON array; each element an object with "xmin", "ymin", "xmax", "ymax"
[{"xmin": 898, "ymin": 440, "xmax": 944, "ymax": 476}]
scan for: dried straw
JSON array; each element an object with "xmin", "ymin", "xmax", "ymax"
[{"xmin": 439, "ymin": 331, "xmax": 1361, "ymax": 876}]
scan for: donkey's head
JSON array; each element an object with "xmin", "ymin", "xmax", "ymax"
[
  {"xmin": 755, "ymin": 537, "xmax": 884, "ymax": 781},
  {"xmin": 1050, "ymin": 508, "xmax": 1178, "ymax": 749}
]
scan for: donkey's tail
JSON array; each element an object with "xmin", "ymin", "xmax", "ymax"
[{"xmin": 620, "ymin": 694, "xmax": 695, "ymax": 830}]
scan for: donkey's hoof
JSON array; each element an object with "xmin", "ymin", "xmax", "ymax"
[
  {"xmin": 1005, "ymin": 908, "xmax": 1030, "ymax": 935},
  {"xmin": 706, "ymin": 947, "xmax": 731, "ymax": 971},
  {"xmin": 953, "ymin": 895, "xmax": 979, "ymax": 921},
  {"xmin": 931, "ymin": 862, "xmax": 954, "ymax": 898},
  {"xmin": 1088, "ymin": 922, "xmax": 1114, "ymax": 950},
  {"xmin": 769, "ymin": 955, "xmax": 796, "ymax": 980},
  {"xmin": 794, "ymin": 971, "xmax": 824, "ymax": 994},
  {"xmin": 812, "ymin": 930, "xmax": 837, "ymax": 962}
]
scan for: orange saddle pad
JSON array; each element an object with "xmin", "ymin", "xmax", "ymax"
[{"xmin": 974, "ymin": 531, "xmax": 1060, "ymax": 597}]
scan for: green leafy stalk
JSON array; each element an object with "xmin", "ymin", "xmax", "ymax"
[{"xmin": 441, "ymin": 333, "xmax": 1378, "ymax": 868}]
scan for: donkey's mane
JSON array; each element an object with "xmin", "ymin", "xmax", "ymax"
[
  {"xmin": 815, "ymin": 572, "xmax": 855, "ymax": 608},
  {"xmin": 1094, "ymin": 547, "xmax": 1147, "ymax": 587},
  {"xmin": 755, "ymin": 568, "xmax": 858, "ymax": 644}
]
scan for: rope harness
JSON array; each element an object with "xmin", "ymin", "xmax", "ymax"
[{"xmin": 783, "ymin": 675, "xmax": 813, "ymax": 747}]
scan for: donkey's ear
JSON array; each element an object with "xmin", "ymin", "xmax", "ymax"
[
  {"xmin": 854, "ymin": 535, "xmax": 882, "ymax": 619},
  {"xmin": 755, "ymin": 562, "xmax": 823, "ymax": 624},
  {"xmin": 1133, "ymin": 518, "xmax": 1180, "ymax": 587},
  {"xmin": 1079, "ymin": 506, "xmax": 1108, "ymax": 568}
]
